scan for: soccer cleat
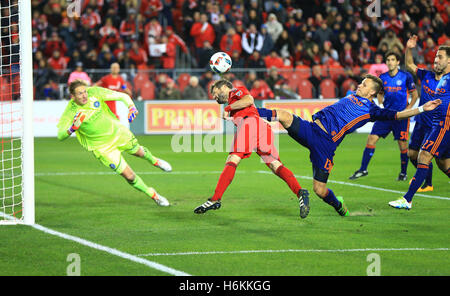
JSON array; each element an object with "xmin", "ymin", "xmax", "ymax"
[
  {"xmin": 154, "ymin": 158, "xmax": 172, "ymax": 172},
  {"xmin": 152, "ymin": 193, "xmax": 170, "ymax": 207},
  {"xmin": 388, "ymin": 197, "xmax": 412, "ymax": 210},
  {"xmin": 336, "ymin": 196, "xmax": 349, "ymax": 216},
  {"xmin": 397, "ymin": 173, "xmax": 407, "ymax": 181},
  {"xmin": 194, "ymin": 198, "xmax": 221, "ymax": 214},
  {"xmin": 349, "ymin": 170, "xmax": 368, "ymax": 180},
  {"xmin": 417, "ymin": 184, "xmax": 433, "ymax": 192},
  {"xmin": 297, "ymin": 189, "xmax": 310, "ymax": 219}
]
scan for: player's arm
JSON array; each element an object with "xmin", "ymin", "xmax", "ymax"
[
  {"xmin": 396, "ymin": 99, "xmax": 441, "ymax": 120},
  {"xmin": 405, "ymin": 35, "xmax": 418, "ymax": 74},
  {"xmin": 376, "ymin": 92, "xmax": 384, "ymax": 106},
  {"xmin": 370, "ymin": 99, "xmax": 441, "ymax": 121},
  {"xmin": 406, "ymin": 89, "xmax": 419, "ymax": 109},
  {"xmin": 224, "ymin": 94, "xmax": 254, "ymax": 112},
  {"xmin": 56, "ymin": 107, "xmax": 85, "ymax": 140}
]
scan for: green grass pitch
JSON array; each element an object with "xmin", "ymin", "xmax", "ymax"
[{"xmin": 0, "ymin": 133, "xmax": 449, "ymax": 275}]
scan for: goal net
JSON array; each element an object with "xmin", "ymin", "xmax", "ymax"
[{"xmin": 0, "ymin": 0, "xmax": 34, "ymax": 224}]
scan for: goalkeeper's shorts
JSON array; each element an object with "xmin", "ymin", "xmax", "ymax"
[{"xmin": 92, "ymin": 128, "xmax": 140, "ymax": 174}]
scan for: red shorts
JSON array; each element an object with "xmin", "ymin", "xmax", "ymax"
[{"xmin": 230, "ymin": 117, "xmax": 280, "ymax": 163}]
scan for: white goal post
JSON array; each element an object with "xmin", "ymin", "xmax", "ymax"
[{"xmin": 0, "ymin": 0, "xmax": 34, "ymax": 225}]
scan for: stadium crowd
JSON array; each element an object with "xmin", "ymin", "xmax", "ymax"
[{"xmin": 26, "ymin": 0, "xmax": 450, "ymax": 100}]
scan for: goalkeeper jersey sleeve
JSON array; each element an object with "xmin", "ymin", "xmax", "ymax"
[{"xmin": 57, "ymin": 86, "xmax": 135, "ymax": 151}]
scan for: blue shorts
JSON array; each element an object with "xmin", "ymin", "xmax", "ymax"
[
  {"xmin": 421, "ymin": 125, "xmax": 450, "ymax": 159},
  {"xmin": 409, "ymin": 122, "xmax": 431, "ymax": 151},
  {"xmin": 370, "ymin": 119, "xmax": 410, "ymax": 141},
  {"xmin": 286, "ymin": 115, "xmax": 337, "ymax": 179}
]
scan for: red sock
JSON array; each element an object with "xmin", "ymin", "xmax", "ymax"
[
  {"xmin": 275, "ymin": 165, "xmax": 302, "ymax": 195},
  {"xmin": 211, "ymin": 162, "xmax": 237, "ymax": 201}
]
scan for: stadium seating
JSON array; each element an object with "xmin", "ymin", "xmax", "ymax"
[
  {"xmin": 140, "ymin": 80, "xmax": 155, "ymax": 100},
  {"xmin": 328, "ymin": 64, "xmax": 345, "ymax": 82},
  {"xmin": 341, "ymin": 78, "xmax": 358, "ymax": 95},
  {"xmin": 297, "ymin": 79, "xmax": 314, "ymax": 99},
  {"xmin": 319, "ymin": 79, "xmax": 338, "ymax": 99}
]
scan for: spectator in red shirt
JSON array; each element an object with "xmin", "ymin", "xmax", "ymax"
[
  {"xmin": 250, "ymin": 80, "xmax": 275, "ymax": 100},
  {"xmin": 264, "ymin": 51, "xmax": 284, "ymax": 69},
  {"xmin": 94, "ymin": 62, "xmax": 132, "ymax": 118},
  {"xmin": 44, "ymin": 31, "xmax": 67, "ymax": 58},
  {"xmin": 119, "ymin": 13, "xmax": 138, "ymax": 42},
  {"xmin": 47, "ymin": 50, "xmax": 67, "ymax": 76},
  {"xmin": 159, "ymin": 35, "xmax": 176, "ymax": 70},
  {"xmin": 80, "ymin": 6, "xmax": 102, "ymax": 29},
  {"xmin": 128, "ymin": 40, "xmax": 148, "ymax": 66},
  {"xmin": 140, "ymin": 0, "xmax": 163, "ymax": 20},
  {"xmin": 190, "ymin": 13, "xmax": 216, "ymax": 50},
  {"xmin": 99, "ymin": 18, "xmax": 120, "ymax": 39},
  {"xmin": 144, "ymin": 17, "xmax": 163, "ymax": 52},
  {"xmin": 220, "ymin": 27, "xmax": 242, "ymax": 57},
  {"xmin": 381, "ymin": 6, "xmax": 403, "ymax": 35},
  {"xmin": 166, "ymin": 26, "xmax": 188, "ymax": 54}
]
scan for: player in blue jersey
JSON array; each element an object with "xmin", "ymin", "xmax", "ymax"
[
  {"xmin": 404, "ymin": 35, "xmax": 444, "ymax": 192},
  {"xmin": 389, "ymin": 45, "xmax": 450, "ymax": 210},
  {"xmin": 257, "ymin": 74, "xmax": 440, "ymax": 216},
  {"xmin": 349, "ymin": 51, "xmax": 419, "ymax": 181}
]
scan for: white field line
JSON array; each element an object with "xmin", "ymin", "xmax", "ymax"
[
  {"xmin": 0, "ymin": 212, "xmax": 191, "ymax": 276},
  {"xmin": 256, "ymin": 170, "xmax": 450, "ymax": 201},
  {"xmin": 137, "ymin": 248, "xmax": 450, "ymax": 257},
  {"xmin": 35, "ymin": 170, "xmax": 450, "ymax": 200}
]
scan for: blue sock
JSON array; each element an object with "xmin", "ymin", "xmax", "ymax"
[
  {"xmin": 404, "ymin": 163, "xmax": 429, "ymax": 202},
  {"xmin": 425, "ymin": 162, "xmax": 433, "ymax": 186},
  {"xmin": 257, "ymin": 108, "xmax": 276, "ymax": 121},
  {"xmin": 360, "ymin": 146, "xmax": 375, "ymax": 171},
  {"xmin": 322, "ymin": 189, "xmax": 341, "ymax": 210},
  {"xmin": 400, "ymin": 150, "xmax": 408, "ymax": 175}
]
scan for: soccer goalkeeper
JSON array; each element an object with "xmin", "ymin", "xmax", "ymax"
[{"xmin": 57, "ymin": 79, "xmax": 171, "ymax": 206}]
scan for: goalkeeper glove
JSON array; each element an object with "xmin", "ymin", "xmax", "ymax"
[
  {"xmin": 128, "ymin": 105, "xmax": 138, "ymax": 123},
  {"xmin": 67, "ymin": 112, "xmax": 86, "ymax": 135}
]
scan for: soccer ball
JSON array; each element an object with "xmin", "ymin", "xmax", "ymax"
[{"xmin": 209, "ymin": 52, "xmax": 232, "ymax": 74}]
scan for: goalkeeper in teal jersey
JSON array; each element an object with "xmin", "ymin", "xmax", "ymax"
[{"xmin": 57, "ymin": 79, "xmax": 171, "ymax": 206}]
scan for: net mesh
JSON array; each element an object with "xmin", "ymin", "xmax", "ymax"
[{"xmin": 1, "ymin": 0, "xmax": 23, "ymax": 223}]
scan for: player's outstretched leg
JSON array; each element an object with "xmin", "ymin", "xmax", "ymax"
[
  {"xmin": 135, "ymin": 146, "xmax": 172, "ymax": 172},
  {"xmin": 314, "ymin": 180, "xmax": 349, "ymax": 217},
  {"xmin": 122, "ymin": 165, "xmax": 170, "ymax": 206}
]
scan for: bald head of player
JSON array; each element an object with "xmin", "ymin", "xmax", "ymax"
[
  {"xmin": 210, "ymin": 79, "xmax": 233, "ymax": 104},
  {"xmin": 110, "ymin": 62, "xmax": 120, "ymax": 76},
  {"xmin": 355, "ymin": 74, "xmax": 383, "ymax": 101}
]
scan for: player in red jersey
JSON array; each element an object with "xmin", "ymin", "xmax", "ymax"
[
  {"xmin": 95, "ymin": 62, "xmax": 132, "ymax": 118},
  {"xmin": 194, "ymin": 79, "xmax": 310, "ymax": 218}
]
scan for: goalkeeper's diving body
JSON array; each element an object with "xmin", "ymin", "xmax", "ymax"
[{"xmin": 57, "ymin": 79, "xmax": 171, "ymax": 206}]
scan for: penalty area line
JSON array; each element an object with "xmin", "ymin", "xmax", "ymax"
[{"xmin": 0, "ymin": 213, "xmax": 190, "ymax": 276}]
